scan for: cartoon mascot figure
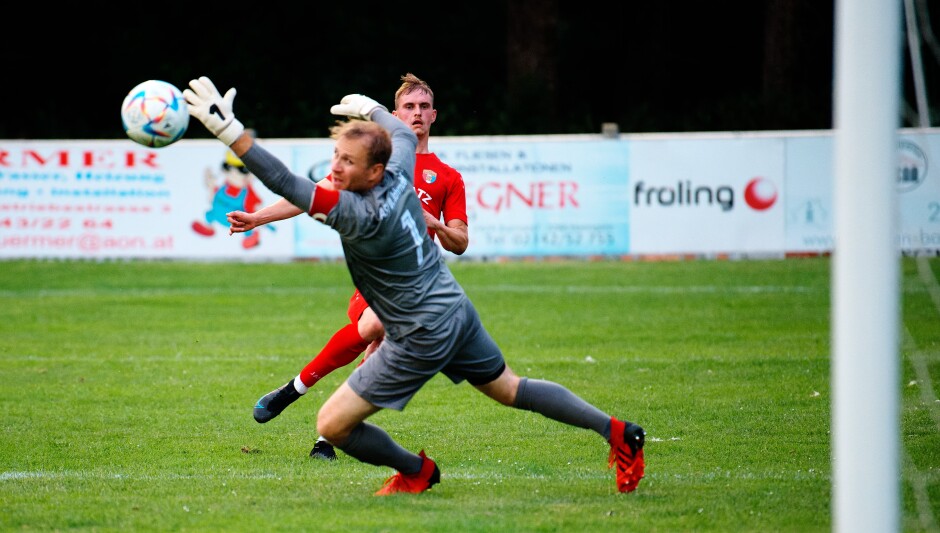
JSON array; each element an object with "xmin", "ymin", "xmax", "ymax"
[{"xmin": 191, "ymin": 148, "xmax": 263, "ymax": 249}]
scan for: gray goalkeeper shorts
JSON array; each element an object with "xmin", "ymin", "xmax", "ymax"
[{"xmin": 347, "ymin": 298, "xmax": 506, "ymax": 411}]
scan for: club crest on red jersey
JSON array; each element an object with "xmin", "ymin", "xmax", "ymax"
[{"xmin": 423, "ymin": 169, "xmax": 438, "ymax": 184}]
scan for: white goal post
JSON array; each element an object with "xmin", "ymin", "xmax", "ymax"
[{"xmin": 832, "ymin": 1, "xmax": 902, "ymax": 532}]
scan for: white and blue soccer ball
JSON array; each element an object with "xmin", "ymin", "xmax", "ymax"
[{"xmin": 121, "ymin": 80, "xmax": 189, "ymax": 148}]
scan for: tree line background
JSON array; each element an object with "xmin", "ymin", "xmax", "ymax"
[{"xmin": 5, "ymin": 0, "xmax": 939, "ymax": 140}]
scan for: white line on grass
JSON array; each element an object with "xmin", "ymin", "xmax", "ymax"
[
  {"xmin": 902, "ymin": 327, "xmax": 940, "ymax": 531},
  {"xmin": 0, "ymin": 287, "xmax": 350, "ymax": 298},
  {"xmin": 0, "ymin": 470, "xmax": 360, "ymax": 482},
  {"xmin": 904, "ymin": 328, "xmax": 940, "ymax": 430},
  {"xmin": 917, "ymin": 256, "xmax": 940, "ymax": 316},
  {"xmin": 901, "ymin": 257, "xmax": 940, "ymax": 533},
  {"xmin": 0, "ymin": 285, "xmax": 821, "ymax": 298},
  {"xmin": 902, "ymin": 451, "xmax": 940, "ymax": 533},
  {"xmin": 1, "ymin": 467, "xmax": 833, "ymax": 483},
  {"xmin": 470, "ymin": 284, "xmax": 822, "ymax": 294},
  {"xmin": 0, "ymin": 354, "xmax": 285, "ymax": 363},
  {"xmin": 0, "ymin": 469, "xmax": 604, "ymax": 483}
]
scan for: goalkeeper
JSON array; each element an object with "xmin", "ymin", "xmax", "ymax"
[
  {"xmin": 184, "ymin": 76, "xmax": 646, "ymax": 495},
  {"xmin": 224, "ymin": 74, "xmax": 469, "ymax": 461}
]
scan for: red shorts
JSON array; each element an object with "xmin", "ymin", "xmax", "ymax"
[{"xmin": 347, "ymin": 289, "xmax": 370, "ymax": 323}]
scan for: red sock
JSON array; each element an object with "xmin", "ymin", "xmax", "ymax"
[{"xmin": 299, "ymin": 323, "xmax": 370, "ymax": 387}]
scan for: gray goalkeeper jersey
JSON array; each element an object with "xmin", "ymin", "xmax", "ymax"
[{"xmin": 240, "ymin": 111, "xmax": 466, "ymax": 341}]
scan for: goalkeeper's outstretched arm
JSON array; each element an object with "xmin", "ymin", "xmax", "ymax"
[{"xmin": 185, "ymin": 76, "xmax": 317, "ymax": 213}]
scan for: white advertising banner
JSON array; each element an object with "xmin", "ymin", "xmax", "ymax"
[
  {"xmin": 628, "ymin": 135, "xmax": 786, "ymax": 255},
  {"xmin": 0, "ymin": 140, "xmax": 294, "ymax": 260}
]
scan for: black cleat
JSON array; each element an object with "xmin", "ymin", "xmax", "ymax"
[
  {"xmin": 310, "ymin": 437, "xmax": 337, "ymax": 461},
  {"xmin": 253, "ymin": 380, "xmax": 302, "ymax": 423},
  {"xmin": 624, "ymin": 422, "xmax": 646, "ymax": 455}
]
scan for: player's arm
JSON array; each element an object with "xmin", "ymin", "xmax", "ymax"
[
  {"xmin": 332, "ymin": 93, "xmax": 417, "ymax": 179},
  {"xmin": 429, "ymin": 169, "xmax": 470, "ymax": 255},
  {"xmin": 185, "ymin": 77, "xmax": 321, "ymax": 215},
  {"xmin": 424, "ymin": 213, "xmax": 468, "ymax": 255},
  {"xmin": 228, "ymin": 198, "xmax": 303, "ymax": 234},
  {"xmin": 373, "ymin": 111, "xmax": 417, "ymax": 178}
]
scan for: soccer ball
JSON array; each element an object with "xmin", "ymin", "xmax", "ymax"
[{"xmin": 121, "ymin": 80, "xmax": 189, "ymax": 148}]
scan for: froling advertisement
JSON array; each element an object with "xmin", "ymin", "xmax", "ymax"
[{"xmin": 627, "ymin": 134, "xmax": 786, "ymax": 256}]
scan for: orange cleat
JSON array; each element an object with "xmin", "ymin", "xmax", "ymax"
[
  {"xmin": 375, "ymin": 450, "xmax": 440, "ymax": 496},
  {"xmin": 608, "ymin": 418, "xmax": 646, "ymax": 493}
]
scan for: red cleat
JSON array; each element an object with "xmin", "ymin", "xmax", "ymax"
[
  {"xmin": 608, "ymin": 417, "xmax": 646, "ymax": 493},
  {"xmin": 374, "ymin": 450, "xmax": 440, "ymax": 496}
]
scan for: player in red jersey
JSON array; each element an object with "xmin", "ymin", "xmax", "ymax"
[{"xmin": 230, "ymin": 74, "xmax": 469, "ymax": 459}]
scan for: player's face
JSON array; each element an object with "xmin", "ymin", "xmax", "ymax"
[
  {"xmin": 393, "ymin": 89, "xmax": 436, "ymax": 138},
  {"xmin": 330, "ymin": 137, "xmax": 381, "ymax": 192}
]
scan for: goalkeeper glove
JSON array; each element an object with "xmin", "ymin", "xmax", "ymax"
[
  {"xmin": 183, "ymin": 76, "xmax": 245, "ymax": 146},
  {"xmin": 330, "ymin": 94, "xmax": 387, "ymax": 121}
]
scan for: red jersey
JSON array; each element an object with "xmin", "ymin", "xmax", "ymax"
[{"xmin": 412, "ymin": 152, "xmax": 468, "ymax": 240}]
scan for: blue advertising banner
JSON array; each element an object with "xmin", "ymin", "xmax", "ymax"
[
  {"xmin": 434, "ymin": 137, "xmax": 631, "ymax": 258},
  {"xmin": 784, "ymin": 131, "xmax": 940, "ymax": 255}
]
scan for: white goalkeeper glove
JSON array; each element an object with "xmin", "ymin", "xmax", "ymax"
[
  {"xmin": 330, "ymin": 94, "xmax": 387, "ymax": 121},
  {"xmin": 183, "ymin": 76, "xmax": 245, "ymax": 146}
]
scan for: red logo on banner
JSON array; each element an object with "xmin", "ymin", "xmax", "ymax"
[{"xmin": 744, "ymin": 177, "xmax": 777, "ymax": 211}]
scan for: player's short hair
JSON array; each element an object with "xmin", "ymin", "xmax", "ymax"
[
  {"xmin": 329, "ymin": 120, "xmax": 392, "ymax": 168},
  {"xmin": 395, "ymin": 73, "xmax": 434, "ymax": 108}
]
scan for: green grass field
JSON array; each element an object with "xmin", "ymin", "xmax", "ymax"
[{"xmin": 1, "ymin": 257, "xmax": 938, "ymax": 532}]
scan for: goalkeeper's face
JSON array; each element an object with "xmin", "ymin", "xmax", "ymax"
[{"xmin": 330, "ymin": 137, "xmax": 384, "ymax": 192}]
